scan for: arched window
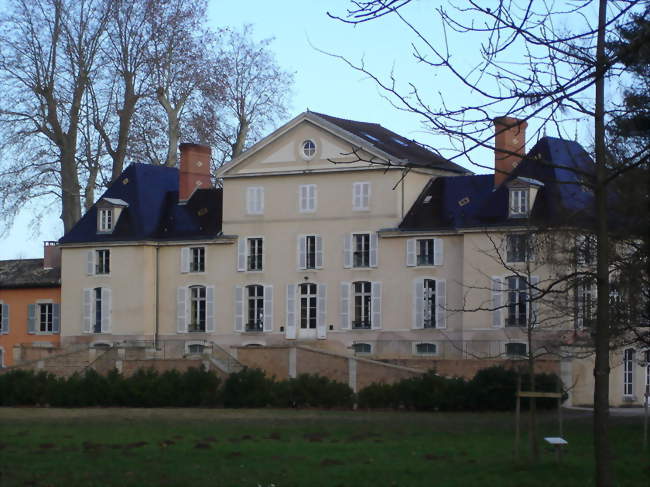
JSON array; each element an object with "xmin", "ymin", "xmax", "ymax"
[
  {"xmin": 415, "ymin": 342, "xmax": 437, "ymax": 355},
  {"xmin": 352, "ymin": 343, "xmax": 371, "ymax": 354},
  {"xmin": 189, "ymin": 285, "xmax": 206, "ymax": 332}
]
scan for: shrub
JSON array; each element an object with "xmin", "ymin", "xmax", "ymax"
[
  {"xmin": 221, "ymin": 367, "xmax": 275, "ymax": 408},
  {"xmin": 277, "ymin": 374, "xmax": 353, "ymax": 408},
  {"xmin": 357, "ymin": 382, "xmax": 399, "ymax": 409}
]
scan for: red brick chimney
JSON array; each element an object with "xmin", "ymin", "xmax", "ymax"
[
  {"xmin": 179, "ymin": 143, "xmax": 212, "ymax": 202},
  {"xmin": 493, "ymin": 116, "xmax": 527, "ymax": 188},
  {"xmin": 43, "ymin": 241, "xmax": 61, "ymax": 269}
]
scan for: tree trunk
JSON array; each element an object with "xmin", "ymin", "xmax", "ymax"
[
  {"xmin": 111, "ymin": 76, "xmax": 137, "ymax": 181},
  {"xmin": 231, "ymin": 117, "xmax": 250, "ymax": 158},
  {"xmin": 60, "ymin": 148, "xmax": 82, "ymax": 233},
  {"xmin": 527, "ymin": 315, "xmax": 539, "ymax": 463},
  {"xmin": 593, "ymin": 0, "xmax": 614, "ymax": 485}
]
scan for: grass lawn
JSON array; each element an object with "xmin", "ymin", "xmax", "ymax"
[{"xmin": 0, "ymin": 408, "xmax": 647, "ymax": 487}]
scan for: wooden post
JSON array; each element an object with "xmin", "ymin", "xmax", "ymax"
[
  {"xmin": 515, "ymin": 374, "xmax": 521, "ymax": 460},
  {"xmin": 557, "ymin": 375, "xmax": 563, "ymax": 438}
]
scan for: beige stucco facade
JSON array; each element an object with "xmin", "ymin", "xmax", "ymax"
[{"xmin": 58, "ymin": 115, "xmax": 647, "ymax": 407}]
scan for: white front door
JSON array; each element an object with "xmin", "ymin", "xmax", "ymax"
[{"xmin": 298, "ymin": 283, "xmax": 317, "ymax": 339}]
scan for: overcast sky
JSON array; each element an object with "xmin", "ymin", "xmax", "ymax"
[{"xmin": 0, "ymin": 0, "xmax": 602, "ymax": 259}]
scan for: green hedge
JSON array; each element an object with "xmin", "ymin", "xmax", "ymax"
[
  {"xmin": 357, "ymin": 367, "xmax": 564, "ymax": 411},
  {"xmin": 0, "ymin": 366, "xmax": 563, "ymax": 411}
]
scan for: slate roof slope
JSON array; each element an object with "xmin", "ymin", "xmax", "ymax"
[
  {"xmin": 0, "ymin": 259, "xmax": 60, "ymax": 289},
  {"xmin": 60, "ymin": 163, "xmax": 223, "ymax": 244},
  {"xmin": 399, "ymin": 136, "xmax": 596, "ymax": 231},
  {"xmin": 311, "ymin": 112, "xmax": 469, "ymax": 174}
]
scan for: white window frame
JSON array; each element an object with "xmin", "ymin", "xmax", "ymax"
[
  {"xmin": 246, "ymin": 186, "xmax": 264, "ymax": 215},
  {"xmin": 352, "ymin": 232, "xmax": 371, "ymax": 268},
  {"xmin": 623, "ymin": 348, "xmax": 635, "ymax": 398},
  {"xmin": 301, "ymin": 139, "xmax": 317, "ymax": 160},
  {"xmin": 189, "ymin": 247, "xmax": 205, "ymax": 273},
  {"xmin": 95, "ymin": 249, "xmax": 110, "ymax": 275},
  {"xmin": 188, "ymin": 285, "xmax": 207, "ymax": 333},
  {"xmin": 509, "ymin": 189, "xmax": 529, "ymax": 217},
  {"xmin": 98, "ymin": 208, "xmax": 114, "ymax": 232},
  {"xmin": 576, "ymin": 278, "xmax": 596, "ymax": 329},
  {"xmin": 506, "ymin": 234, "xmax": 531, "ymax": 263},
  {"xmin": 246, "ymin": 236, "xmax": 264, "ymax": 272},
  {"xmin": 299, "ymin": 184, "xmax": 317, "ymax": 213},
  {"xmin": 84, "ymin": 287, "xmax": 112, "ymax": 334},
  {"xmin": 299, "ymin": 282, "xmax": 318, "ymax": 330},
  {"xmin": 0, "ymin": 301, "xmax": 8, "ymax": 335},
  {"xmin": 352, "ymin": 281, "xmax": 372, "ymax": 330},
  {"xmin": 352, "ymin": 182, "xmax": 371, "ymax": 211},
  {"xmin": 412, "ymin": 342, "xmax": 438, "ymax": 356},
  {"xmin": 37, "ymin": 302, "xmax": 54, "ymax": 333},
  {"xmin": 298, "ymin": 234, "xmax": 323, "ymax": 270},
  {"xmin": 0, "ymin": 346, "xmax": 4, "ymax": 367},
  {"xmin": 505, "ymin": 342, "xmax": 528, "ymax": 358},
  {"xmin": 412, "ymin": 278, "xmax": 446, "ymax": 330},
  {"xmin": 185, "ymin": 341, "xmax": 207, "ymax": 356},
  {"xmin": 245, "ymin": 284, "xmax": 265, "ymax": 332}
]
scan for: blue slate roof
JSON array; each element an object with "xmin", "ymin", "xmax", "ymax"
[
  {"xmin": 399, "ymin": 136, "xmax": 598, "ymax": 231},
  {"xmin": 60, "ymin": 163, "xmax": 223, "ymax": 244}
]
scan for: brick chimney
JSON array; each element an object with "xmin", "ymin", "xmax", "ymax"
[
  {"xmin": 43, "ymin": 241, "xmax": 61, "ymax": 269},
  {"xmin": 179, "ymin": 143, "xmax": 212, "ymax": 202},
  {"xmin": 493, "ymin": 116, "xmax": 527, "ymax": 188}
]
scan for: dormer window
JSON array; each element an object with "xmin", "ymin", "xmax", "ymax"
[
  {"xmin": 96, "ymin": 198, "xmax": 128, "ymax": 234},
  {"xmin": 509, "ymin": 189, "xmax": 529, "ymax": 218},
  {"xmin": 98, "ymin": 209, "xmax": 113, "ymax": 232}
]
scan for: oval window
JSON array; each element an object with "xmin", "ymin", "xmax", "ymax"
[{"xmin": 302, "ymin": 140, "xmax": 316, "ymax": 159}]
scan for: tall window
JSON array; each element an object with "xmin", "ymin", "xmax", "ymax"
[
  {"xmin": 190, "ymin": 247, "xmax": 205, "ymax": 272},
  {"xmin": 423, "ymin": 279, "xmax": 436, "ymax": 328},
  {"xmin": 94, "ymin": 287, "xmax": 102, "ymax": 333},
  {"xmin": 623, "ymin": 348, "xmax": 634, "ymax": 397},
  {"xmin": 246, "ymin": 285, "xmax": 264, "ymax": 332},
  {"xmin": 577, "ymin": 279, "xmax": 595, "ymax": 328},
  {"xmin": 299, "ymin": 283, "xmax": 317, "ymax": 329},
  {"xmin": 509, "ymin": 189, "xmax": 529, "ymax": 217},
  {"xmin": 38, "ymin": 303, "xmax": 53, "ymax": 333},
  {"xmin": 506, "ymin": 235, "xmax": 531, "ymax": 263},
  {"xmin": 98, "ymin": 208, "xmax": 113, "ymax": 232},
  {"xmin": 576, "ymin": 235, "xmax": 596, "ymax": 265},
  {"xmin": 353, "ymin": 281, "xmax": 372, "ymax": 329},
  {"xmin": 299, "ymin": 184, "xmax": 316, "ymax": 213},
  {"xmin": 0, "ymin": 303, "xmax": 7, "ymax": 334},
  {"xmin": 305, "ymin": 235, "xmax": 316, "ymax": 269},
  {"xmin": 352, "ymin": 182, "xmax": 370, "ymax": 211},
  {"xmin": 246, "ymin": 186, "xmax": 264, "ymax": 215},
  {"xmin": 506, "ymin": 276, "xmax": 528, "ymax": 327},
  {"xmin": 96, "ymin": 249, "xmax": 110, "ymax": 275},
  {"xmin": 247, "ymin": 238, "xmax": 263, "ymax": 271},
  {"xmin": 353, "ymin": 233, "xmax": 370, "ymax": 268},
  {"xmin": 417, "ymin": 239, "xmax": 435, "ymax": 266},
  {"xmin": 189, "ymin": 285, "xmax": 206, "ymax": 332}
]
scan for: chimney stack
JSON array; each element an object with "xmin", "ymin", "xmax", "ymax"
[
  {"xmin": 179, "ymin": 143, "xmax": 212, "ymax": 202},
  {"xmin": 43, "ymin": 241, "xmax": 61, "ymax": 269},
  {"xmin": 493, "ymin": 116, "xmax": 527, "ymax": 188}
]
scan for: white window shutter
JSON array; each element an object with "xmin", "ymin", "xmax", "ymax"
[
  {"xmin": 206, "ymin": 286, "xmax": 215, "ymax": 332},
  {"xmin": 370, "ymin": 232, "xmax": 378, "ymax": 268},
  {"xmin": 52, "ymin": 303, "xmax": 60, "ymax": 333},
  {"xmin": 343, "ymin": 234, "xmax": 352, "ymax": 268},
  {"xmin": 102, "ymin": 288, "xmax": 112, "ymax": 333},
  {"xmin": 434, "ymin": 239, "xmax": 444, "ymax": 266},
  {"xmin": 575, "ymin": 283, "xmax": 584, "ymax": 329},
  {"xmin": 258, "ymin": 187, "xmax": 265, "ymax": 213},
  {"xmin": 299, "ymin": 185, "xmax": 306, "ymax": 212},
  {"xmin": 27, "ymin": 304, "xmax": 36, "ymax": 334},
  {"xmin": 237, "ymin": 238, "xmax": 246, "ymax": 272},
  {"xmin": 363, "ymin": 182, "xmax": 370, "ymax": 208},
  {"xmin": 491, "ymin": 276, "xmax": 504, "ymax": 328},
  {"xmin": 317, "ymin": 284, "xmax": 327, "ymax": 339},
  {"xmin": 298, "ymin": 235, "xmax": 306, "ymax": 270},
  {"xmin": 315, "ymin": 235, "xmax": 323, "ymax": 268},
  {"xmin": 371, "ymin": 282, "xmax": 382, "ymax": 330},
  {"xmin": 340, "ymin": 282, "xmax": 351, "ymax": 329},
  {"xmin": 352, "ymin": 183, "xmax": 361, "ymax": 209},
  {"xmin": 413, "ymin": 278, "xmax": 424, "ymax": 329},
  {"xmin": 234, "ymin": 286, "xmax": 244, "ymax": 332},
  {"xmin": 530, "ymin": 276, "xmax": 540, "ymax": 327},
  {"xmin": 406, "ymin": 239, "xmax": 416, "ymax": 267},
  {"xmin": 436, "ymin": 279, "xmax": 447, "ymax": 329},
  {"xmin": 246, "ymin": 187, "xmax": 254, "ymax": 214},
  {"xmin": 180, "ymin": 247, "xmax": 190, "ymax": 273},
  {"xmin": 83, "ymin": 289, "xmax": 93, "ymax": 333},
  {"xmin": 286, "ymin": 284, "xmax": 296, "ymax": 339},
  {"xmin": 177, "ymin": 286, "xmax": 187, "ymax": 333},
  {"xmin": 311, "ymin": 184, "xmax": 317, "ymax": 212},
  {"xmin": 87, "ymin": 250, "xmax": 95, "ymax": 276},
  {"xmin": 263, "ymin": 285, "xmax": 273, "ymax": 332},
  {"xmin": 1, "ymin": 304, "xmax": 9, "ymax": 333}
]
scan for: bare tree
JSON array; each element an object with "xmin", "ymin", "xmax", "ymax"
[
  {"xmin": 0, "ymin": 0, "xmax": 110, "ymax": 232},
  {"xmin": 329, "ymin": 1, "xmax": 646, "ymax": 484}
]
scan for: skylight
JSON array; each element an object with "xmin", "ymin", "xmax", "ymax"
[
  {"xmin": 392, "ymin": 137, "xmax": 408, "ymax": 147},
  {"xmin": 360, "ymin": 131, "xmax": 380, "ymax": 143}
]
